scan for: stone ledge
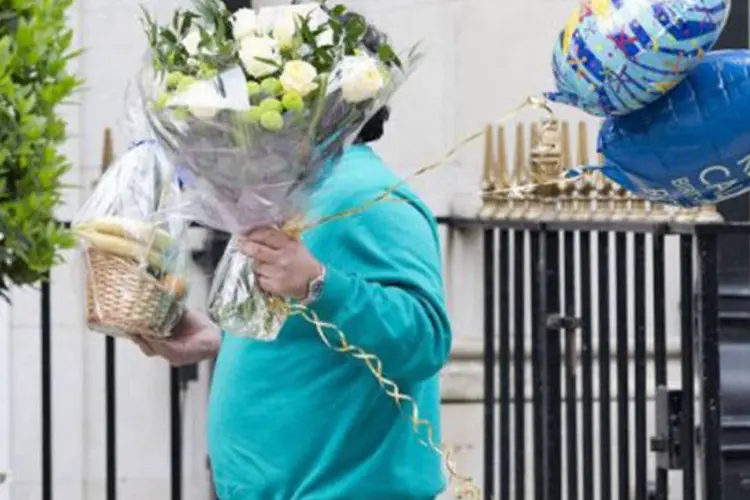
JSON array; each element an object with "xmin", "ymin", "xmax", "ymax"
[{"xmin": 441, "ymin": 339, "xmax": 685, "ymax": 402}]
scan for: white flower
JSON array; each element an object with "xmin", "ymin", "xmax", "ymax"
[
  {"xmin": 238, "ymin": 36, "xmax": 280, "ymax": 79},
  {"xmin": 231, "ymin": 8, "xmax": 261, "ymax": 41},
  {"xmin": 339, "ymin": 55, "xmax": 385, "ymax": 103},
  {"xmin": 316, "ymin": 27, "xmax": 334, "ymax": 47},
  {"xmin": 280, "ymin": 60, "xmax": 318, "ymax": 97},
  {"xmin": 189, "ymin": 106, "xmax": 219, "ymax": 119},
  {"xmin": 181, "ymin": 28, "xmax": 202, "ymax": 56},
  {"xmin": 272, "ymin": 12, "xmax": 297, "ymax": 50}
]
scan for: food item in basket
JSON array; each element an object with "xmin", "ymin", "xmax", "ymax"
[
  {"xmin": 73, "ymin": 217, "xmax": 186, "ymax": 298},
  {"xmin": 75, "ymin": 216, "xmax": 174, "ymax": 252},
  {"xmin": 74, "ymin": 216, "xmax": 188, "ymax": 338}
]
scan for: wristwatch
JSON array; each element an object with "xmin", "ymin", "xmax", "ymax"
[{"xmin": 300, "ymin": 265, "xmax": 326, "ymax": 305}]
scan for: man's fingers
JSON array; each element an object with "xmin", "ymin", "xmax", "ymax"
[
  {"xmin": 254, "ymin": 262, "xmax": 281, "ymax": 279},
  {"xmin": 257, "ymin": 276, "xmax": 281, "ymax": 296},
  {"xmin": 247, "ymin": 227, "xmax": 290, "ymax": 250},
  {"xmin": 241, "ymin": 241, "xmax": 279, "ymax": 264},
  {"xmin": 131, "ymin": 336, "xmax": 156, "ymax": 356}
]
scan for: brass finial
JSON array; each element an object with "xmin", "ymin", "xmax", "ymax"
[
  {"xmin": 92, "ymin": 127, "xmax": 115, "ymax": 189},
  {"xmin": 629, "ymin": 191, "xmax": 649, "ymax": 220},
  {"xmin": 571, "ymin": 122, "xmax": 594, "ymax": 220},
  {"xmin": 493, "ymin": 125, "xmax": 512, "ymax": 219},
  {"xmin": 479, "ymin": 125, "xmax": 496, "ymax": 219},
  {"xmin": 675, "ymin": 205, "xmax": 702, "ymax": 223},
  {"xmin": 592, "ymin": 158, "xmax": 614, "ymax": 221},
  {"xmin": 610, "ymin": 180, "xmax": 630, "ymax": 221},
  {"xmin": 648, "ymin": 201, "xmax": 675, "ymax": 222},
  {"xmin": 528, "ymin": 119, "xmax": 563, "ymax": 220},
  {"xmin": 694, "ymin": 204, "xmax": 724, "ymax": 223},
  {"xmin": 509, "ymin": 123, "xmax": 531, "ymax": 219},
  {"xmin": 558, "ymin": 121, "xmax": 576, "ymax": 219},
  {"xmin": 102, "ymin": 128, "xmax": 114, "ymax": 172}
]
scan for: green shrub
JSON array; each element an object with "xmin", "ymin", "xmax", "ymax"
[{"xmin": 0, "ymin": 0, "xmax": 82, "ymax": 300}]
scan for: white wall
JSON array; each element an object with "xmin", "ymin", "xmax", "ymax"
[{"xmin": 0, "ymin": 299, "xmax": 10, "ymax": 500}]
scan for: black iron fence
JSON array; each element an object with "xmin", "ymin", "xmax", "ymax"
[
  {"xmin": 437, "ymin": 216, "xmax": 750, "ymax": 500},
  {"xmin": 25, "ymin": 219, "xmax": 750, "ymax": 499},
  {"xmin": 37, "ymin": 285, "xmax": 188, "ymax": 500}
]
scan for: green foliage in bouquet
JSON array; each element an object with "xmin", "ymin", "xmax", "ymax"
[{"xmin": 0, "ymin": 0, "xmax": 82, "ymax": 300}]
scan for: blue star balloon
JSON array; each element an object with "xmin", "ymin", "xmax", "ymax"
[
  {"xmin": 546, "ymin": 0, "xmax": 730, "ymax": 117},
  {"xmin": 597, "ymin": 49, "xmax": 750, "ymax": 206}
]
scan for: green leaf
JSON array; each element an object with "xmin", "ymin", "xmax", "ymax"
[
  {"xmin": 378, "ymin": 44, "xmax": 402, "ymax": 69},
  {"xmin": 0, "ymin": 0, "xmax": 80, "ymax": 295},
  {"xmin": 330, "ymin": 4, "xmax": 347, "ymax": 17}
]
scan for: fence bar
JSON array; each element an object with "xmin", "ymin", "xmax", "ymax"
[
  {"xmin": 579, "ymin": 231, "xmax": 594, "ymax": 500},
  {"xmin": 680, "ymin": 235, "xmax": 696, "ymax": 500},
  {"xmin": 615, "ymin": 232, "xmax": 630, "ymax": 500},
  {"xmin": 563, "ymin": 231, "xmax": 578, "ymax": 500},
  {"xmin": 513, "ymin": 230, "xmax": 526, "ymax": 500},
  {"xmin": 633, "ymin": 233, "xmax": 648, "ymax": 500},
  {"xmin": 530, "ymin": 231, "xmax": 544, "ymax": 500},
  {"xmin": 597, "ymin": 231, "xmax": 612, "ymax": 499},
  {"xmin": 170, "ymin": 368, "xmax": 182, "ymax": 500},
  {"xmin": 696, "ymin": 233, "xmax": 723, "ymax": 500},
  {"xmin": 652, "ymin": 234, "xmax": 668, "ymax": 500},
  {"xmin": 499, "ymin": 230, "xmax": 511, "ymax": 500},
  {"xmin": 542, "ymin": 230, "xmax": 562, "ymax": 500},
  {"xmin": 41, "ymin": 276, "xmax": 52, "ymax": 500},
  {"xmin": 105, "ymin": 337, "xmax": 117, "ymax": 500},
  {"xmin": 483, "ymin": 229, "xmax": 497, "ymax": 500}
]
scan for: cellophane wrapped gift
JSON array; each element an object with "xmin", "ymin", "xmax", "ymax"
[
  {"xmin": 72, "ymin": 143, "xmax": 190, "ymax": 339},
  {"xmin": 134, "ymin": 0, "xmax": 422, "ymax": 340}
]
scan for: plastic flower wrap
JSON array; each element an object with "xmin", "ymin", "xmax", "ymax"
[
  {"xmin": 136, "ymin": 0, "xmax": 422, "ymax": 339},
  {"xmin": 72, "ymin": 143, "xmax": 190, "ymax": 338}
]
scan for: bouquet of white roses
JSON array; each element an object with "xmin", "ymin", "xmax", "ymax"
[{"xmin": 132, "ymin": 0, "xmax": 421, "ymax": 339}]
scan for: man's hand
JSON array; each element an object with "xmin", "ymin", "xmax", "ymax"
[
  {"xmin": 132, "ymin": 309, "xmax": 221, "ymax": 366},
  {"xmin": 237, "ymin": 227, "xmax": 323, "ymax": 300}
]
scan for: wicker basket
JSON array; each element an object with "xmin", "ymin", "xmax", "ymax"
[{"xmin": 84, "ymin": 248, "xmax": 183, "ymax": 338}]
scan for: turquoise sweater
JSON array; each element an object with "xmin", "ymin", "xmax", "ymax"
[{"xmin": 207, "ymin": 145, "xmax": 452, "ymax": 500}]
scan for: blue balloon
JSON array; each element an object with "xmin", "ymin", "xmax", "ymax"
[
  {"xmin": 547, "ymin": 0, "xmax": 730, "ymax": 117},
  {"xmin": 598, "ymin": 49, "xmax": 750, "ymax": 206}
]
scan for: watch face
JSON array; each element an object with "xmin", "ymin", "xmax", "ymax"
[{"xmin": 310, "ymin": 278, "xmax": 324, "ymax": 298}]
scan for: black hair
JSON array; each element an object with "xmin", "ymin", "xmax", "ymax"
[
  {"xmin": 222, "ymin": 0, "xmax": 250, "ymax": 12},
  {"xmin": 356, "ymin": 106, "xmax": 389, "ymax": 144},
  {"xmin": 221, "ymin": 0, "xmax": 389, "ymax": 143}
]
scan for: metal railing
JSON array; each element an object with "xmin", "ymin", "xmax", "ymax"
[
  {"xmin": 34, "ymin": 220, "xmax": 188, "ymax": 500},
  {"xmin": 26, "ymin": 216, "xmax": 748, "ymax": 500},
  {"xmin": 437, "ymin": 216, "xmax": 747, "ymax": 500}
]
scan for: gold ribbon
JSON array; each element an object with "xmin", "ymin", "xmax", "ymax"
[{"xmin": 273, "ymin": 96, "xmax": 558, "ymax": 499}]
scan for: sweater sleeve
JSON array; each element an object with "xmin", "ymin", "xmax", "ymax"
[{"xmin": 309, "ymin": 197, "xmax": 452, "ymax": 382}]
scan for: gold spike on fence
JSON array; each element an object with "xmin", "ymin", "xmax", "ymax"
[
  {"xmin": 477, "ymin": 121, "xmax": 724, "ymax": 222},
  {"xmin": 91, "ymin": 127, "xmax": 114, "ymax": 190},
  {"xmin": 478, "ymin": 125, "xmax": 497, "ymax": 220},
  {"xmin": 571, "ymin": 121, "xmax": 595, "ymax": 220}
]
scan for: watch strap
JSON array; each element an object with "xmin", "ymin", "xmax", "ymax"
[{"xmin": 300, "ymin": 265, "xmax": 326, "ymax": 306}]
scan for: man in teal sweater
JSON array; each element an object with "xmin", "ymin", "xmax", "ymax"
[{"xmin": 134, "ymin": 109, "xmax": 453, "ymax": 499}]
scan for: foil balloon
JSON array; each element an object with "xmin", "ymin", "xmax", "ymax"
[
  {"xmin": 597, "ymin": 49, "xmax": 750, "ymax": 206},
  {"xmin": 546, "ymin": 0, "xmax": 730, "ymax": 117}
]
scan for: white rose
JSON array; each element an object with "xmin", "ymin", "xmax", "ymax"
[
  {"xmin": 231, "ymin": 8, "xmax": 261, "ymax": 41},
  {"xmin": 238, "ymin": 36, "xmax": 280, "ymax": 79},
  {"xmin": 272, "ymin": 12, "xmax": 297, "ymax": 50},
  {"xmin": 280, "ymin": 60, "xmax": 318, "ymax": 97},
  {"xmin": 316, "ymin": 27, "xmax": 334, "ymax": 47},
  {"xmin": 181, "ymin": 28, "xmax": 202, "ymax": 56},
  {"xmin": 189, "ymin": 106, "xmax": 219, "ymax": 119},
  {"xmin": 339, "ymin": 55, "xmax": 385, "ymax": 103}
]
